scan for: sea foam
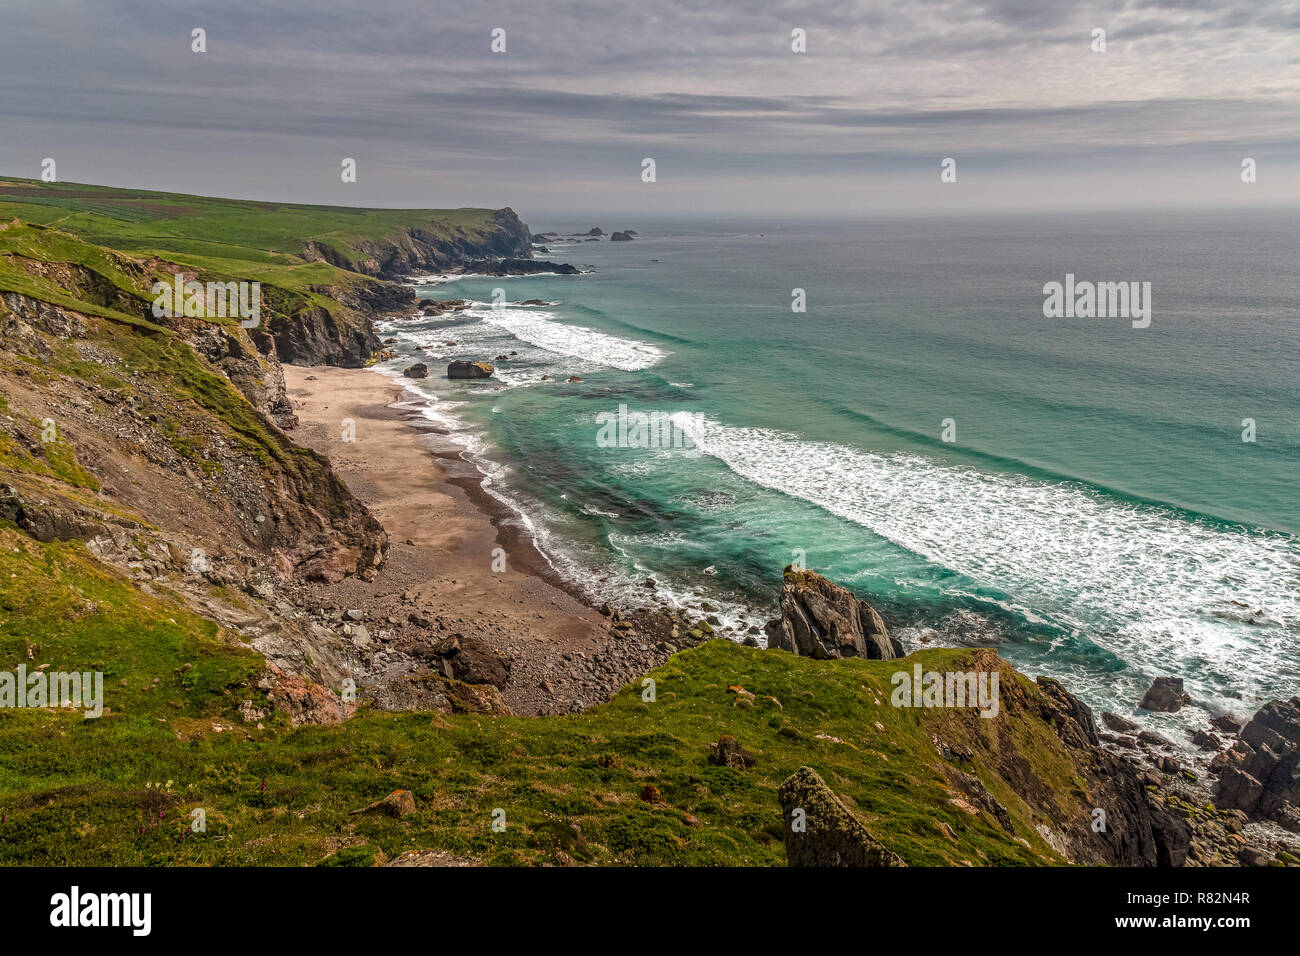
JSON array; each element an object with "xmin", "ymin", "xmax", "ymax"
[
  {"xmin": 475, "ymin": 307, "xmax": 667, "ymax": 371},
  {"xmin": 672, "ymin": 413, "xmax": 1300, "ymax": 713}
]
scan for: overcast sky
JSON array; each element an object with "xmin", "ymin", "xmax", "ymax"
[{"xmin": 2, "ymin": 0, "xmax": 1298, "ymax": 219}]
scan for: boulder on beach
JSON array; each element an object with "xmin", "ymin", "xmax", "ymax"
[
  {"xmin": 447, "ymin": 360, "xmax": 494, "ymax": 379},
  {"xmin": 402, "ymin": 363, "xmax": 428, "ymax": 379},
  {"xmin": 778, "ymin": 766, "xmax": 905, "ymax": 867},
  {"xmin": 764, "ymin": 566, "xmax": 902, "ymax": 660},
  {"xmin": 1139, "ymin": 676, "xmax": 1191, "ymax": 712},
  {"xmin": 440, "ymin": 633, "xmax": 513, "ymax": 688}
]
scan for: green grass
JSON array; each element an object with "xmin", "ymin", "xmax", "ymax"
[
  {"xmin": 0, "ymin": 522, "xmax": 1077, "ymax": 866},
  {"xmin": 0, "ymin": 176, "xmax": 503, "ymax": 278},
  {"xmin": 0, "ymin": 176, "xmax": 510, "ymax": 348}
]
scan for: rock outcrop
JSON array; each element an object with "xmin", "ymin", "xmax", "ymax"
[
  {"xmin": 403, "ymin": 363, "xmax": 428, "ymax": 379},
  {"xmin": 300, "ymin": 208, "xmax": 534, "ymax": 278},
  {"xmin": 263, "ymin": 300, "xmax": 382, "ymax": 368},
  {"xmin": 778, "ymin": 766, "xmax": 906, "ymax": 867},
  {"xmin": 764, "ymin": 566, "xmax": 902, "ymax": 660},
  {"xmin": 458, "ymin": 257, "xmax": 580, "ymax": 277},
  {"xmin": 708, "ymin": 734, "xmax": 756, "ymax": 769},
  {"xmin": 448, "ymin": 360, "xmax": 494, "ymax": 379},
  {"xmin": 609, "ymin": 231, "xmax": 634, "ymax": 242},
  {"xmin": 1213, "ymin": 697, "xmax": 1300, "ymax": 832},
  {"xmin": 1139, "ymin": 676, "xmax": 1192, "ymax": 712}
]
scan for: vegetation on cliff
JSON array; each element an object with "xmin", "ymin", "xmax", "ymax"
[
  {"xmin": 0, "ymin": 177, "xmax": 533, "ymax": 366},
  {"xmin": 0, "ymin": 528, "xmax": 1137, "ymax": 868}
]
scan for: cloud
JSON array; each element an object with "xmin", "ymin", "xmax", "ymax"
[{"xmin": 0, "ymin": 0, "xmax": 1296, "ymax": 215}]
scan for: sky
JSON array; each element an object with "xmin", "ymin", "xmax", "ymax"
[{"xmin": 1, "ymin": 0, "xmax": 1298, "ymax": 219}]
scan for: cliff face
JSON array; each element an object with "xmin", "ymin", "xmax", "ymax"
[
  {"xmin": 300, "ymin": 208, "xmax": 533, "ymax": 279},
  {"xmin": 764, "ymin": 569, "xmax": 1191, "ymax": 866},
  {"xmin": 278, "ymin": 208, "xmax": 550, "ymax": 364},
  {"xmin": 261, "ymin": 299, "xmax": 383, "ymax": 368},
  {"xmin": 0, "ymin": 285, "xmax": 386, "ymax": 585},
  {"xmin": 0, "ymin": 182, "xmax": 559, "ymax": 371}
]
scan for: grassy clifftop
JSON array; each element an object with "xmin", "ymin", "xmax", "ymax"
[
  {"xmin": 0, "ymin": 525, "xmax": 1083, "ymax": 866},
  {"xmin": 0, "ymin": 178, "xmax": 536, "ymax": 366},
  {"xmin": 0, "ymin": 177, "xmax": 518, "ymax": 279}
]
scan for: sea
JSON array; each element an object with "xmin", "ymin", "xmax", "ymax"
[{"xmin": 373, "ymin": 207, "xmax": 1300, "ymax": 741}]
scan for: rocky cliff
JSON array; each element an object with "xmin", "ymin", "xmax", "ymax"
[
  {"xmin": 765, "ymin": 565, "xmax": 903, "ymax": 659},
  {"xmin": 300, "ymin": 208, "xmax": 534, "ymax": 279}
]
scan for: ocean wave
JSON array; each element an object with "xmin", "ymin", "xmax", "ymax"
[
  {"xmin": 671, "ymin": 413, "xmax": 1300, "ymax": 713},
  {"xmin": 475, "ymin": 307, "xmax": 667, "ymax": 371}
]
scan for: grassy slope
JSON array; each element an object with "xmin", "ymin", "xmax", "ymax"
[
  {"xmin": 0, "ymin": 176, "xmax": 502, "ymax": 283},
  {"xmin": 0, "ymin": 521, "xmax": 1071, "ymax": 866},
  {"xmin": 0, "ymin": 178, "xmax": 512, "ymax": 354}
]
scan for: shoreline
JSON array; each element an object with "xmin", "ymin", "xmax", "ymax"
[
  {"xmin": 278, "ymin": 366, "xmax": 1286, "ymax": 844},
  {"xmin": 282, "ymin": 363, "xmax": 697, "ymax": 715}
]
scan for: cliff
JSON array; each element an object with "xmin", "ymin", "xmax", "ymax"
[
  {"xmin": 0, "ymin": 178, "xmax": 573, "ymax": 367},
  {"xmin": 299, "ymin": 208, "xmax": 533, "ymax": 278}
]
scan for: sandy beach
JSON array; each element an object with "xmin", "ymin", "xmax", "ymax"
[{"xmin": 283, "ymin": 364, "xmax": 624, "ymax": 715}]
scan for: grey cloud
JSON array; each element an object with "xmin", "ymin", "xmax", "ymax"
[{"xmin": 0, "ymin": 0, "xmax": 1297, "ymax": 215}]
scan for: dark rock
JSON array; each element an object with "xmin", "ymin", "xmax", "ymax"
[
  {"xmin": 1237, "ymin": 846, "xmax": 1271, "ymax": 867},
  {"xmin": 442, "ymin": 634, "xmax": 512, "ymax": 688},
  {"xmin": 1190, "ymin": 729, "xmax": 1221, "ymax": 752},
  {"xmin": 1103, "ymin": 711, "xmax": 1141, "ymax": 734},
  {"xmin": 609, "ymin": 231, "xmax": 634, "ymax": 242},
  {"xmin": 447, "ymin": 360, "xmax": 494, "ymax": 379},
  {"xmin": 764, "ymin": 566, "xmax": 901, "ymax": 660},
  {"xmin": 458, "ymin": 257, "xmax": 580, "ymax": 276},
  {"xmin": 1138, "ymin": 730, "xmax": 1173, "ymax": 748},
  {"xmin": 1139, "ymin": 676, "xmax": 1191, "ymax": 713},
  {"xmin": 402, "ymin": 363, "xmax": 428, "ymax": 379},
  {"xmin": 708, "ymin": 734, "xmax": 756, "ymax": 769},
  {"xmin": 777, "ymin": 766, "xmax": 905, "ymax": 867},
  {"xmin": 1213, "ymin": 697, "xmax": 1300, "ymax": 830},
  {"xmin": 1211, "ymin": 715, "xmax": 1243, "ymax": 734}
]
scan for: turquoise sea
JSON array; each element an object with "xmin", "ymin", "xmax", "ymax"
[{"xmin": 377, "ymin": 208, "xmax": 1300, "ymax": 735}]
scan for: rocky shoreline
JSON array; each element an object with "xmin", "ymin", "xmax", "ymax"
[{"xmin": 276, "ymin": 364, "xmax": 1299, "ymax": 867}]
